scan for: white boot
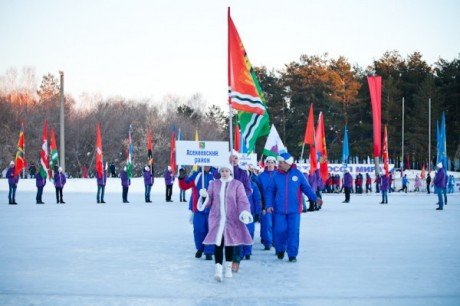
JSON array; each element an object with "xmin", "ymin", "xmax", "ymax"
[
  {"xmin": 225, "ymin": 262, "xmax": 233, "ymax": 278},
  {"xmin": 214, "ymin": 263, "xmax": 223, "ymax": 282}
]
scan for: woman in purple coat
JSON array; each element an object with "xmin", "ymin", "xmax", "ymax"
[
  {"xmin": 121, "ymin": 166, "xmax": 131, "ymax": 203},
  {"xmin": 380, "ymin": 174, "xmax": 389, "ymax": 204},
  {"xmin": 198, "ymin": 164, "xmax": 253, "ymax": 282},
  {"xmin": 143, "ymin": 166, "xmax": 154, "ymax": 203},
  {"xmin": 54, "ymin": 167, "xmax": 67, "ymax": 204},
  {"xmin": 35, "ymin": 171, "xmax": 46, "ymax": 204}
]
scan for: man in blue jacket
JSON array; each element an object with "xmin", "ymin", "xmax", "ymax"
[
  {"xmin": 266, "ymin": 152, "xmax": 323, "ymax": 262},
  {"xmin": 257, "ymin": 156, "xmax": 277, "ymax": 250}
]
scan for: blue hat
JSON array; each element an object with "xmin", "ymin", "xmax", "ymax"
[{"xmin": 278, "ymin": 152, "xmax": 293, "ymax": 165}]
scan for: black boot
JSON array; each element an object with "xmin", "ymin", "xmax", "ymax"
[{"xmin": 195, "ymin": 250, "xmax": 203, "ymax": 258}]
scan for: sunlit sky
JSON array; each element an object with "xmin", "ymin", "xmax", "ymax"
[{"xmin": 1, "ymin": 0, "xmax": 459, "ymax": 108}]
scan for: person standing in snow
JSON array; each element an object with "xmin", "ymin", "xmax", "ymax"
[
  {"xmin": 365, "ymin": 173, "xmax": 372, "ymax": 193},
  {"xmin": 178, "ymin": 166, "xmax": 216, "ymax": 260},
  {"xmin": 434, "ymin": 162, "xmax": 447, "ymax": 210},
  {"xmin": 342, "ymin": 169, "xmax": 352, "ymax": 203},
  {"xmin": 198, "ymin": 164, "xmax": 253, "ymax": 282},
  {"xmin": 447, "ymin": 175, "xmax": 455, "ymax": 194},
  {"xmin": 398, "ymin": 174, "xmax": 408, "ymax": 193},
  {"xmin": 143, "ymin": 165, "xmax": 154, "ymax": 203},
  {"xmin": 426, "ymin": 173, "xmax": 432, "ymax": 194},
  {"xmin": 266, "ymin": 152, "xmax": 322, "ymax": 262},
  {"xmin": 6, "ymin": 161, "xmax": 19, "ymax": 205},
  {"xmin": 414, "ymin": 174, "xmax": 421, "ymax": 192},
  {"xmin": 96, "ymin": 169, "xmax": 107, "ymax": 204},
  {"xmin": 257, "ymin": 156, "xmax": 277, "ymax": 251},
  {"xmin": 54, "ymin": 167, "xmax": 67, "ymax": 204},
  {"xmin": 35, "ymin": 169, "xmax": 46, "ymax": 204},
  {"xmin": 164, "ymin": 166, "xmax": 174, "ymax": 202},
  {"xmin": 379, "ymin": 174, "xmax": 389, "ymax": 204},
  {"xmin": 121, "ymin": 166, "xmax": 130, "ymax": 203}
]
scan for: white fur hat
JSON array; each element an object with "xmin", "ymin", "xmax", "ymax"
[
  {"xmin": 145, "ymin": 166, "xmax": 150, "ymax": 171},
  {"xmin": 218, "ymin": 164, "xmax": 234, "ymax": 176},
  {"xmin": 10, "ymin": 161, "xmax": 15, "ymax": 166},
  {"xmin": 265, "ymin": 156, "xmax": 276, "ymax": 163},
  {"xmin": 437, "ymin": 162, "xmax": 443, "ymax": 168},
  {"xmin": 58, "ymin": 167, "xmax": 63, "ymax": 172}
]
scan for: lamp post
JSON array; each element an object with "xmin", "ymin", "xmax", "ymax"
[{"xmin": 59, "ymin": 71, "xmax": 65, "ymax": 172}]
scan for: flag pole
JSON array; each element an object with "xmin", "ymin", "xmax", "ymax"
[
  {"xmin": 428, "ymin": 98, "xmax": 431, "ymax": 172},
  {"xmin": 401, "ymin": 97, "xmax": 404, "ymax": 170},
  {"xmin": 228, "ymin": 6, "xmax": 234, "ymax": 152}
]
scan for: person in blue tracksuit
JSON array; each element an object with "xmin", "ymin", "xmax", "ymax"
[
  {"xmin": 266, "ymin": 152, "xmax": 322, "ymax": 262},
  {"xmin": 179, "ymin": 166, "xmax": 216, "ymax": 260},
  {"xmin": 257, "ymin": 156, "xmax": 277, "ymax": 250},
  {"xmin": 241, "ymin": 179, "xmax": 261, "ymax": 260}
]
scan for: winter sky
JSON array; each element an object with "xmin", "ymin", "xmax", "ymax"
[{"xmin": 1, "ymin": 0, "xmax": 459, "ymax": 108}]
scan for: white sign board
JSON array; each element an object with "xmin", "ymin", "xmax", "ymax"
[
  {"xmin": 176, "ymin": 141, "xmax": 229, "ymax": 167},
  {"xmin": 296, "ymin": 163, "xmax": 395, "ymax": 177},
  {"xmin": 237, "ymin": 153, "xmax": 258, "ymax": 169}
]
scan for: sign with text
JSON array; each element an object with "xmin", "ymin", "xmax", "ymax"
[
  {"xmin": 296, "ymin": 163, "xmax": 395, "ymax": 177},
  {"xmin": 176, "ymin": 141, "xmax": 229, "ymax": 167},
  {"xmin": 237, "ymin": 153, "xmax": 258, "ymax": 169}
]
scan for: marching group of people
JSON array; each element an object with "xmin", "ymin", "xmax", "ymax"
[
  {"xmin": 178, "ymin": 151, "xmax": 322, "ymax": 282},
  {"xmin": 3, "ymin": 152, "xmax": 456, "ymax": 282}
]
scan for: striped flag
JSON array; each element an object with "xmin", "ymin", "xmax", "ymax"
[
  {"xmin": 39, "ymin": 122, "xmax": 49, "ymax": 179},
  {"xmin": 49, "ymin": 128, "xmax": 59, "ymax": 177},
  {"xmin": 126, "ymin": 125, "xmax": 133, "ymax": 179},
  {"xmin": 228, "ymin": 9, "xmax": 270, "ymax": 152},
  {"xmin": 96, "ymin": 123, "xmax": 104, "ymax": 179}
]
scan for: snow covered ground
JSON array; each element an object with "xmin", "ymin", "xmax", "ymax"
[{"xmin": 1, "ymin": 178, "xmax": 459, "ymax": 305}]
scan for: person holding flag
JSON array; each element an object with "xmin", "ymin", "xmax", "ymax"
[
  {"xmin": 144, "ymin": 165, "xmax": 154, "ymax": 203},
  {"xmin": 121, "ymin": 165, "xmax": 131, "ymax": 203},
  {"xmin": 96, "ymin": 124, "xmax": 106, "ymax": 204},
  {"xmin": 35, "ymin": 162, "xmax": 46, "ymax": 204},
  {"xmin": 164, "ymin": 166, "xmax": 174, "ymax": 202}
]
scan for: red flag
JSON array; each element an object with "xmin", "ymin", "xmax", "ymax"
[
  {"xmin": 96, "ymin": 123, "xmax": 103, "ymax": 179},
  {"xmin": 234, "ymin": 123, "xmax": 241, "ymax": 152},
  {"xmin": 228, "ymin": 9, "xmax": 265, "ymax": 115},
  {"xmin": 367, "ymin": 76, "xmax": 382, "ymax": 157},
  {"xmin": 382, "ymin": 125, "xmax": 389, "ymax": 176},
  {"xmin": 147, "ymin": 128, "xmax": 153, "ymax": 165},
  {"xmin": 170, "ymin": 129, "xmax": 176, "ymax": 175},
  {"xmin": 39, "ymin": 121, "xmax": 49, "ymax": 179},
  {"xmin": 14, "ymin": 123, "xmax": 26, "ymax": 177},
  {"xmin": 304, "ymin": 103, "xmax": 315, "ymax": 145},
  {"xmin": 315, "ymin": 112, "xmax": 329, "ymax": 182},
  {"xmin": 309, "ymin": 145, "xmax": 317, "ymax": 174},
  {"xmin": 421, "ymin": 163, "xmax": 426, "ymax": 179}
]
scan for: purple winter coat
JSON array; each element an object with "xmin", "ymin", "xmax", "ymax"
[
  {"xmin": 202, "ymin": 178, "xmax": 253, "ymax": 246},
  {"xmin": 434, "ymin": 169, "xmax": 447, "ymax": 188},
  {"xmin": 380, "ymin": 175, "xmax": 389, "ymax": 191},
  {"xmin": 143, "ymin": 170, "xmax": 154, "ymax": 185},
  {"xmin": 121, "ymin": 171, "xmax": 130, "ymax": 187},
  {"xmin": 35, "ymin": 172, "xmax": 46, "ymax": 187},
  {"xmin": 6, "ymin": 167, "xmax": 19, "ymax": 186},
  {"xmin": 164, "ymin": 170, "xmax": 174, "ymax": 185},
  {"xmin": 316, "ymin": 169, "xmax": 325, "ymax": 191},
  {"xmin": 233, "ymin": 165, "xmax": 252, "ymax": 197},
  {"xmin": 54, "ymin": 172, "xmax": 66, "ymax": 188},
  {"xmin": 343, "ymin": 172, "xmax": 353, "ymax": 188},
  {"xmin": 97, "ymin": 172, "xmax": 107, "ymax": 186}
]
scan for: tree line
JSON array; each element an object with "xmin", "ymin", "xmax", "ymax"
[{"xmin": 1, "ymin": 50, "xmax": 459, "ymax": 177}]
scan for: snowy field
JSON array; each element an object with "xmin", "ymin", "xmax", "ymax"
[{"xmin": 1, "ymin": 178, "xmax": 459, "ymax": 305}]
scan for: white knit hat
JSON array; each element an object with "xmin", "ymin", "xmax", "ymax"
[
  {"xmin": 218, "ymin": 164, "xmax": 234, "ymax": 176},
  {"xmin": 437, "ymin": 162, "xmax": 443, "ymax": 168}
]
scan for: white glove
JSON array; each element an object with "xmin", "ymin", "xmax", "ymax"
[
  {"xmin": 199, "ymin": 188, "xmax": 208, "ymax": 198},
  {"xmin": 188, "ymin": 211, "xmax": 194, "ymax": 224},
  {"xmin": 239, "ymin": 210, "xmax": 253, "ymax": 224},
  {"xmin": 197, "ymin": 196, "xmax": 209, "ymax": 212}
]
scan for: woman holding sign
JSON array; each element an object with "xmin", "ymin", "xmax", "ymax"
[{"xmin": 198, "ymin": 164, "xmax": 253, "ymax": 282}]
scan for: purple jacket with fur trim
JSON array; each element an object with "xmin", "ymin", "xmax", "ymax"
[{"xmin": 202, "ymin": 178, "xmax": 253, "ymax": 246}]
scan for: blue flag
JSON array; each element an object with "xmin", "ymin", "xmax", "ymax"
[{"xmin": 342, "ymin": 125, "xmax": 349, "ymax": 167}]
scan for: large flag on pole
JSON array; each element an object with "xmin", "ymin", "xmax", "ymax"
[
  {"xmin": 437, "ymin": 112, "xmax": 447, "ymax": 169},
  {"xmin": 315, "ymin": 112, "xmax": 329, "ymax": 182},
  {"xmin": 228, "ymin": 8, "xmax": 270, "ymax": 152},
  {"xmin": 367, "ymin": 76, "xmax": 382, "ymax": 158},
  {"xmin": 96, "ymin": 123, "xmax": 104, "ymax": 179},
  {"xmin": 170, "ymin": 126, "xmax": 176, "ymax": 175},
  {"xmin": 304, "ymin": 104, "xmax": 315, "ymax": 145},
  {"xmin": 14, "ymin": 123, "xmax": 26, "ymax": 177},
  {"xmin": 126, "ymin": 125, "xmax": 133, "ymax": 179},
  {"xmin": 342, "ymin": 125, "xmax": 349, "ymax": 167},
  {"xmin": 39, "ymin": 121, "xmax": 49, "ymax": 179},
  {"xmin": 382, "ymin": 125, "xmax": 389, "ymax": 176},
  {"xmin": 147, "ymin": 128, "xmax": 153, "ymax": 166},
  {"xmin": 49, "ymin": 128, "xmax": 59, "ymax": 177},
  {"xmin": 263, "ymin": 124, "xmax": 287, "ymax": 157}
]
